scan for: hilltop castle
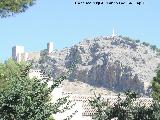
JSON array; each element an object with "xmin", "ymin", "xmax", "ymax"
[
  {"xmin": 12, "ymin": 42, "xmax": 54, "ymax": 62},
  {"xmin": 12, "ymin": 29, "xmax": 117, "ymax": 62}
]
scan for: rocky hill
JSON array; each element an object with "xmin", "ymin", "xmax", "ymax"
[{"xmin": 33, "ymin": 35, "xmax": 160, "ymax": 95}]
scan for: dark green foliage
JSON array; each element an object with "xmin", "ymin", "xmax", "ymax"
[
  {"xmin": 156, "ymin": 48, "xmax": 160, "ymax": 56},
  {"xmin": 152, "ymin": 68, "xmax": 160, "ymax": 102},
  {"xmin": 0, "ymin": 0, "xmax": 36, "ymax": 17},
  {"xmin": 156, "ymin": 49, "xmax": 160, "ymax": 53},
  {"xmin": 135, "ymin": 40, "xmax": 140, "ymax": 43},
  {"xmin": 120, "ymin": 36, "xmax": 159, "ymax": 52},
  {"xmin": 156, "ymin": 49, "xmax": 160, "ymax": 56},
  {"xmin": 142, "ymin": 42, "xmax": 150, "ymax": 47},
  {"xmin": 122, "ymin": 37, "xmax": 135, "ymax": 43},
  {"xmin": 0, "ymin": 59, "xmax": 26, "ymax": 92},
  {"xmin": 150, "ymin": 45, "xmax": 157, "ymax": 51},
  {"xmin": 89, "ymin": 91, "xmax": 160, "ymax": 120},
  {"xmin": 0, "ymin": 60, "xmax": 71, "ymax": 120},
  {"xmin": 65, "ymin": 45, "xmax": 82, "ymax": 68}
]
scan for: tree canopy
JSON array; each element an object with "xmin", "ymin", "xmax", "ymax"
[
  {"xmin": 89, "ymin": 90, "xmax": 160, "ymax": 120},
  {"xmin": 0, "ymin": 59, "xmax": 26, "ymax": 91},
  {"xmin": 152, "ymin": 68, "xmax": 160, "ymax": 102},
  {"xmin": 0, "ymin": 0, "xmax": 36, "ymax": 17},
  {"xmin": 0, "ymin": 59, "xmax": 71, "ymax": 120}
]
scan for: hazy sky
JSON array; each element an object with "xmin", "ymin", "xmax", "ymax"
[{"xmin": 0, "ymin": 0, "xmax": 159, "ymax": 61}]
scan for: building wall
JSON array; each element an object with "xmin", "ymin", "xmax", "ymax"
[
  {"xmin": 12, "ymin": 46, "xmax": 24, "ymax": 62},
  {"xmin": 27, "ymin": 52, "xmax": 40, "ymax": 61}
]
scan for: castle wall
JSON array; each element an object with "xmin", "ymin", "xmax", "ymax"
[
  {"xmin": 20, "ymin": 52, "xmax": 40, "ymax": 61},
  {"xmin": 26, "ymin": 52, "xmax": 40, "ymax": 61}
]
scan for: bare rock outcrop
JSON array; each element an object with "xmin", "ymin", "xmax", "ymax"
[{"xmin": 35, "ymin": 36, "xmax": 160, "ymax": 95}]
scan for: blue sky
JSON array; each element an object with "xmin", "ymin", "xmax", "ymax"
[{"xmin": 0, "ymin": 0, "xmax": 159, "ymax": 61}]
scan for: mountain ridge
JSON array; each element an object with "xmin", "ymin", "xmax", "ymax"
[{"xmin": 33, "ymin": 35, "xmax": 160, "ymax": 95}]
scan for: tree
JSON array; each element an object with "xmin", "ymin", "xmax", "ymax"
[
  {"xmin": 152, "ymin": 68, "xmax": 160, "ymax": 102},
  {"xmin": 135, "ymin": 40, "xmax": 140, "ymax": 43},
  {"xmin": 0, "ymin": 60, "xmax": 71, "ymax": 120},
  {"xmin": 0, "ymin": 0, "xmax": 36, "ymax": 17},
  {"xmin": 142, "ymin": 42, "xmax": 150, "ymax": 47},
  {"xmin": 156, "ymin": 49, "xmax": 160, "ymax": 56},
  {"xmin": 0, "ymin": 59, "xmax": 26, "ymax": 92},
  {"xmin": 150, "ymin": 68, "xmax": 160, "ymax": 120},
  {"xmin": 89, "ymin": 91, "xmax": 157, "ymax": 120},
  {"xmin": 150, "ymin": 45, "xmax": 157, "ymax": 51}
]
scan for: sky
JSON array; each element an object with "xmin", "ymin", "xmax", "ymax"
[{"xmin": 0, "ymin": 0, "xmax": 160, "ymax": 62}]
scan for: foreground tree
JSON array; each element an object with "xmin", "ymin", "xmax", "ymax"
[
  {"xmin": 0, "ymin": 0, "xmax": 36, "ymax": 17},
  {"xmin": 0, "ymin": 60, "xmax": 71, "ymax": 120},
  {"xmin": 0, "ymin": 59, "xmax": 26, "ymax": 91},
  {"xmin": 89, "ymin": 91, "xmax": 160, "ymax": 120},
  {"xmin": 152, "ymin": 68, "xmax": 160, "ymax": 102}
]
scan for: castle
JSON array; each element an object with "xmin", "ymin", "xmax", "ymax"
[
  {"xmin": 12, "ymin": 42, "xmax": 54, "ymax": 62},
  {"xmin": 12, "ymin": 28, "xmax": 118, "ymax": 62}
]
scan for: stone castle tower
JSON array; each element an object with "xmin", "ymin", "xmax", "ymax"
[
  {"xmin": 47, "ymin": 42, "xmax": 54, "ymax": 54},
  {"xmin": 12, "ymin": 46, "xmax": 25, "ymax": 62}
]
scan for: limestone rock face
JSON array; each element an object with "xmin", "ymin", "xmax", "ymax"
[{"xmin": 37, "ymin": 36, "xmax": 160, "ymax": 95}]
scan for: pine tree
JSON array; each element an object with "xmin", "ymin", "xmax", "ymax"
[{"xmin": 0, "ymin": 0, "xmax": 36, "ymax": 17}]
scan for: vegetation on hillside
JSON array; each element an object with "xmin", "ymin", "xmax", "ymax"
[
  {"xmin": 120, "ymin": 36, "xmax": 159, "ymax": 53},
  {"xmin": 152, "ymin": 67, "xmax": 160, "ymax": 102}
]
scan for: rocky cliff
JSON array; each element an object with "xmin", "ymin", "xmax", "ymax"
[{"xmin": 34, "ymin": 35, "xmax": 160, "ymax": 95}]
